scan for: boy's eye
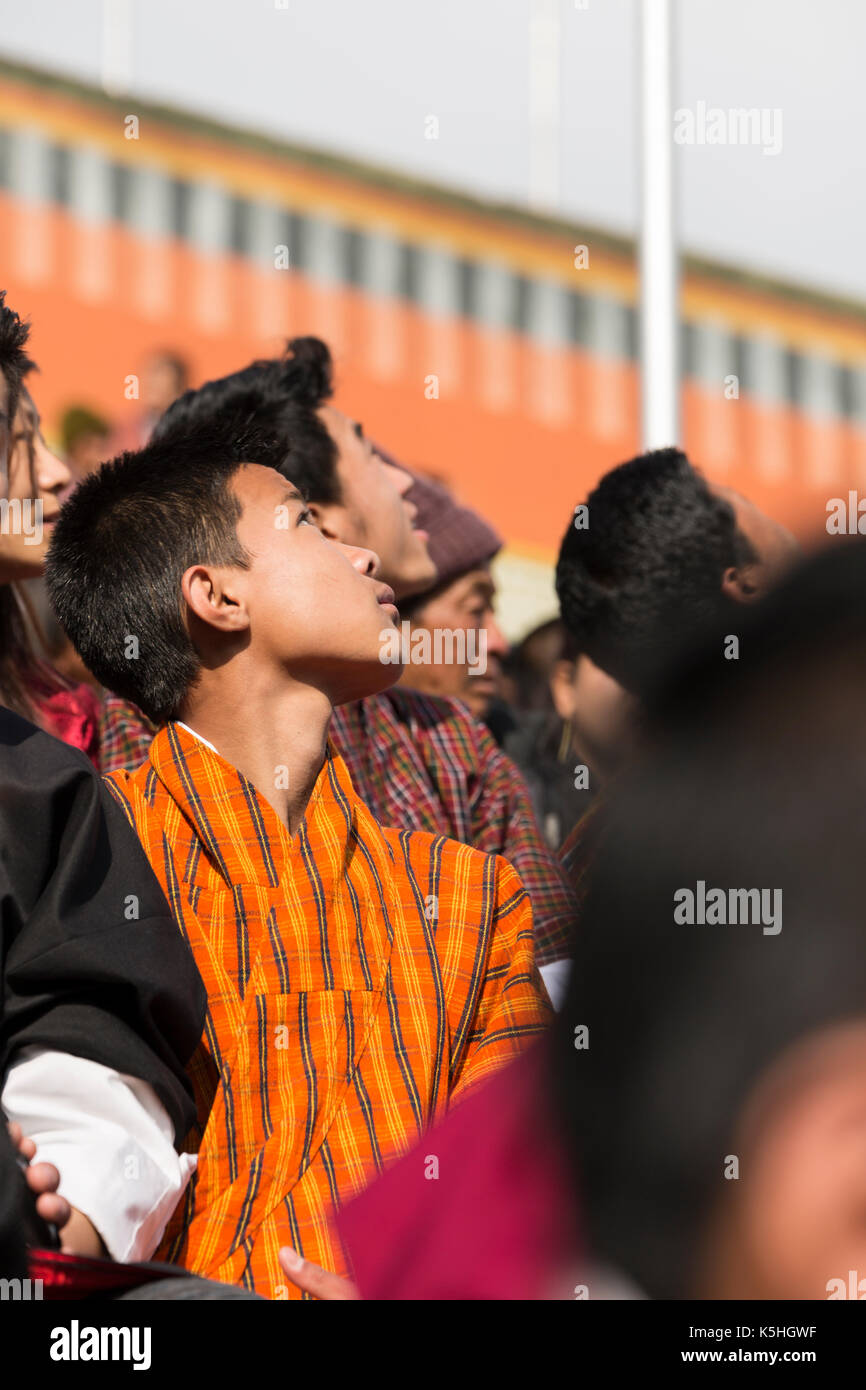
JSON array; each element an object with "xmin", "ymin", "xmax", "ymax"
[{"xmin": 298, "ymin": 507, "xmax": 314, "ymax": 526}]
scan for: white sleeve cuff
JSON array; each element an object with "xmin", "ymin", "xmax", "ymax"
[
  {"xmin": 539, "ymin": 958, "xmax": 572, "ymax": 1012},
  {"xmin": 2, "ymin": 1046, "xmax": 196, "ymax": 1263}
]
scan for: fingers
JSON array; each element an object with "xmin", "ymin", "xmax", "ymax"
[
  {"xmin": 7, "ymin": 1121, "xmax": 35, "ymax": 1161},
  {"xmin": 277, "ymin": 1247, "xmax": 360, "ymax": 1301},
  {"xmin": 36, "ymin": 1191, "xmax": 70, "ymax": 1229},
  {"xmin": 24, "ymin": 1160, "xmax": 60, "ymax": 1195}
]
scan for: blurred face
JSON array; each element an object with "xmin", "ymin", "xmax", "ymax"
[
  {"xmin": 313, "ymin": 405, "xmax": 437, "ymax": 600},
  {"xmin": 0, "ymin": 386, "xmax": 71, "ymax": 583},
  {"xmin": 144, "ymin": 356, "xmax": 186, "ymax": 415},
  {"xmin": 695, "ymin": 1021, "xmax": 866, "ymax": 1299},
  {"xmin": 186, "ymin": 464, "xmax": 402, "ymax": 707},
  {"xmin": 713, "ymin": 486, "xmax": 800, "ymax": 601},
  {"xmin": 399, "ymin": 566, "xmax": 508, "ymax": 720},
  {"xmin": 68, "ymin": 430, "xmax": 110, "ymax": 481},
  {"xmin": 553, "ymin": 653, "xmax": 640, "ymax": 783}
]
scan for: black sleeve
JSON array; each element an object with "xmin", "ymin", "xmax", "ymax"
[
  {"xmin": 0, "ymin": 708, "xmax": 206, "ymax": 1144},
  {"xmin": 0, "ymin": 1122, "xmax": 26, "ymax": 1279}
]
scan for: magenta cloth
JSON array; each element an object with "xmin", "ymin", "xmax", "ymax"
[
  {"xmin": 30, "ymin": 676, "xmax": 101, "ymax": 768},
  {"xmin": 337, "ymin": 1043, "xmax": 579, "ymax": 1300}
]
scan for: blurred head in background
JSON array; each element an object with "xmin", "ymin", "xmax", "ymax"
[
  {"xmin": 60, "ymin": 404, "xmax": 111, "ymax": 481},
  {"xmin": 555, "ymin": 447, "xmax": 798, "ymax": 782},
  {"xmin": 395, "ymin": 472, "xmax": 507, "ymax": 721},
  {"xmin": 143, "ymin": 349, "xmax": 189, "ymax": 419},
  {"xmin": 553, "ymin": 538, "xmax": 866, "ymax": 1299},
  {"xmin": 502, "ymin": 616, "xmax": 569, "ymax": 714}
]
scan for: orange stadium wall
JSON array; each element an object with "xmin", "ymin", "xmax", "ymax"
[
  {"xmin": 3, "ymin": 187, "xmax": 861, "ymax": 559},
  {"xmin": 2, "ymin": 55, "xmax": 866, "ymax": 641}
]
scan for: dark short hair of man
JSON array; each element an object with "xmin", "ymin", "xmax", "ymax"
[
  {"xmin": 153, "ymin": 336, "xmax": 342, "ymax": 506},
  {"xmin": 555, "ymin": 448, "xmax": 755, "ymax": 697},
  {"xmin": 45, "ymin": 428, "xmax": 283, "ymax": 724}
]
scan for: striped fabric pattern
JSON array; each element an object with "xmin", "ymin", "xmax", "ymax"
[
  {"xmin": 558, "ymin": 799, "xmax": 605, "ymax": 909},
  {"xmin": 105, "ymin": 722, "xmax": 552, "ymax": 1296},
  {"xmin": 100, "ymin": 687, "xmax": 577, "ymax": 965}
]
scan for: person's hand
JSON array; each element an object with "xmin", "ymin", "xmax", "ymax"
[
  {"xmin": 8, "ymin": 1121, "xmax": 106, "ymax": 1257},
  {"xmin": 278, "ymin": 1247, "xmax": 360, "ymax": 1300},
  {"xmin": 8, "ymin": 1120, "xmax": 70, "ymax": 1234}
]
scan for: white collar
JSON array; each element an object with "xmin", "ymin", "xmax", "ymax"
[{"xmin": 176, "ymin": 721, "xmax": 219, "ymax": 755}]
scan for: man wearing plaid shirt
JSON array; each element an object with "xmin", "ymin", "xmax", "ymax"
[{"xmin": 100, "ymin": 337, "xmax": 575, "ymax": 974}]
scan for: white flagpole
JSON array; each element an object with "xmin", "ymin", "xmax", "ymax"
[
  {"xmin": 102, "ymin": 0, "xmax": 134, "ymax": 97},
  {"xmin": 640, "ymin": 0, "xmax": 679, "ymax": 448}
]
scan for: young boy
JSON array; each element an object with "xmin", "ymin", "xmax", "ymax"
[
  {"xmin": 101, "ymin": 336, "xmax": 576, "ymax": 971},
  {"xmin": 46, "ymin": 426, "xmax": 551, "ymax": 1297}
]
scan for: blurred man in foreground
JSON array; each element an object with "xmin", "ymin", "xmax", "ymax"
[{"xmin": 554, "ymin": 537, "xmax": 866, "ymax": 1298}]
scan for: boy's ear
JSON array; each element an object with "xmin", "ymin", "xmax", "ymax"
[{"xmin": 181, "ymin": 565, "xmax": 251, "ymax": 633}]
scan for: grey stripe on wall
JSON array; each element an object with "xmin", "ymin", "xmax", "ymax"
[
  {"xmin": 305, "ymin": 212, "xmax": 345, "ymax": 286},
  {"xmin": 358, "ymin": 227, "xmax": 403, "ymax": 297},
  {"xmin": 68, "ymin": 145, "xmax": 112, "ymax": 224},
  {"xmin": 188, "ymin": 179, "xmax": 231, "ymax": 255},
  {"xmin": 741, "ymin": 333, "xmax": 788, "ymax": 406},
  {"xmin": 527, "ymin": 277, "xmax": 571, "ymax": 347},
  {"xmin": 1, "ymin": 124, "xmax": 865, "ymax": 425},
  {"xmin": 128, "ymin": 165, "xmax": 173, "ymax": 239},
  {"xmin": 587, "ymin": 293, "xmax": 631, "ymax": 361},
  {"xmin": 7, "ymin": 126, "xmax": 53, "ymax": 202}
]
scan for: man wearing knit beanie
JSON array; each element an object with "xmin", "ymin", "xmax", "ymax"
[{"xmin": 397, "ymin": 470, "xmax": 509, "ymax": 722}]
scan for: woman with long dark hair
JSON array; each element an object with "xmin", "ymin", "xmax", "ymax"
[{"xmin": 0, "ymin": 379, "xmax": 100, "ymax": 764}]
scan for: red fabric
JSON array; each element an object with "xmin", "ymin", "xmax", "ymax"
[
  {"xmin": 31, "ymin": 679, "xmax": 101, "ymax": 768},
  {"xmin": 28, "ymin": 1248, "xmax": 195, "ymax": 1299},
  {"xmin": 337, "ymin": 1043, "xmax": 579, "ymax": 1300}
]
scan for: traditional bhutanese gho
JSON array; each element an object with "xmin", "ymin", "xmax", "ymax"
[{"xmin": 106, "ymin": 722, "xmax": 551, "ymax": 1296}]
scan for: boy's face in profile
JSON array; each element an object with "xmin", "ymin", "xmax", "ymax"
[
  {"xmin": 316, "ymin": 406, "xmax": 436, "ymax": 600},
  {"xmin": 221, "ymin": 464, "xmax": 403, "ymax": 705}
]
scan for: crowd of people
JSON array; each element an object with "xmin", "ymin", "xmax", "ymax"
[{"xmin": 1, "ymin": 283, "xmax": 862, "ymax": 1303}]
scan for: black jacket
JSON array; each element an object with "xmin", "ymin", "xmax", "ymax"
[{"xmin": 0, "ymin": 708, "xmax": 206, "ymax": 1275}]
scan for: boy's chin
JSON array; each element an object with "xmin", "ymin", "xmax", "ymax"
[{"xmin": 330, "ymin": 658, "xmax": 404, "ymax": 708}]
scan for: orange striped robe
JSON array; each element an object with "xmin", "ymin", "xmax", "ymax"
[{"xmin": 106, "ymin": 723, "xmax": 552, "ymax": 1296}]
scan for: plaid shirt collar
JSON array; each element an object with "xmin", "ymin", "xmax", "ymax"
[{"xmin": 147, "ymin": 721, "xmax": 345, "ymax": 890}]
